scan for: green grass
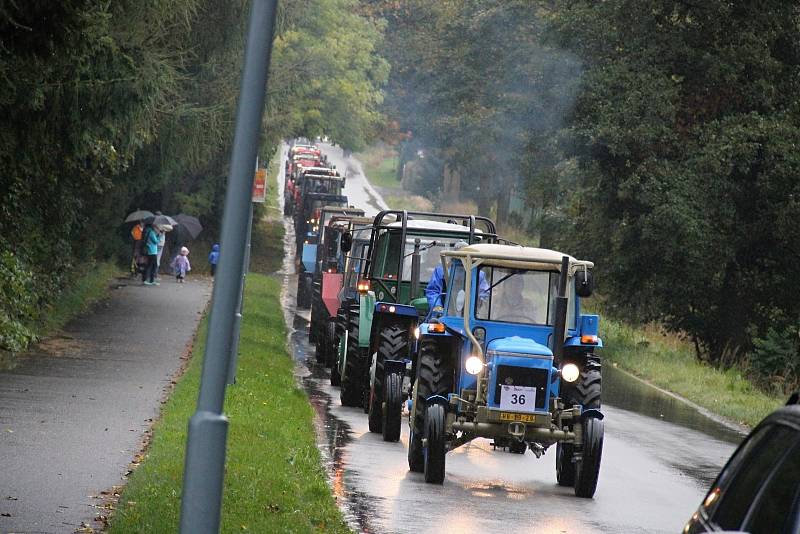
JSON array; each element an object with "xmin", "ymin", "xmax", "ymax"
[
  {"xmin": 38, "ymin": 261, "xmax": 121, "ymax": 335},
  {"xmin": 599, "ymin": 315, "xmax": 784, "ymax": 428},
  {"xmin": 251, "ymin": 149, "xmax": 285, "ymax": 274},
  {"xmin": 108, "ymin": 274, "xmax": 349, "ymax": 533},
  {"xmin": 356, "ymin": 144, "xmax": 400, "ymax": 188}
]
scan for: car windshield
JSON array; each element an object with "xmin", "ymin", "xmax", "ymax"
[{"xmin": 475, "ymin": 266, "xmax": 559, "ymax": 326}]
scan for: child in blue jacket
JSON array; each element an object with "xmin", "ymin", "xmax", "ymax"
[{"xmin": 208, "ymin": 243, "xmax": 220, "ymax": 276}]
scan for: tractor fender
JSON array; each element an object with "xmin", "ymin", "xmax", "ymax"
[
  {"xmin": 425, "ymin": 394, "xmax": 449, "ymax": 408},
  {"xmin": 581, "ymin": 408, "xmax": 604, "ymax": 420},
  {"xmin": 374, "ymin": 302, "xmax": 418, "ymax": 318}
]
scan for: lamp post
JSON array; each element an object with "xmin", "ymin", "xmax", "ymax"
[{"xmin": 179, "ymin": 1, "xmax": 278, "ymax": 532}]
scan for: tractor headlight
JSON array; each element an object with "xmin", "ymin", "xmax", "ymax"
[
  {"xmin": 413, "ymin": 326, "xmax": 420, "ymax": 340},
  {"xmin": 561, "ymin": 363, "xmax": 580, "ymax": 383},
  {"xmin": 465, "ymin": 355, "xmax": 483, "ymax": 375}
]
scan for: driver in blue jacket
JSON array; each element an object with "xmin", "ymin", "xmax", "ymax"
[{"xmin": 425, "ymin": 241, "xmax": 489, "ymax": 314}]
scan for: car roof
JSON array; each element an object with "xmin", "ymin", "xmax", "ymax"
[{"xmin": 443, "ymin": 243, "xmax": 593, "ymax": 272}]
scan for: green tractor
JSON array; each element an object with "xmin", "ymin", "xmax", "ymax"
[{"xmin": 338, "ymin": 210, "xmax": 497, "ymax": 442}]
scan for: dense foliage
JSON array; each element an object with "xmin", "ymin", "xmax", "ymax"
[
  {"xmin": 0, "ymin": 0, "xmax": 386, "ymax": 352},
  {"xmin": 371, "ymin": 0, "xmax": 800, "ymax": 390}
]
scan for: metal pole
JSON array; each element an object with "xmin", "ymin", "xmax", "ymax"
[
  {"xmin": 179, "ymin": 1, "xmax": 278, "ymax": 532},
  {"xmin": 227, "ymin": 201, "xmax": 253, "ymax": 385}
]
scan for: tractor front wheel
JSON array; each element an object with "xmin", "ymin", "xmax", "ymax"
[
  {"xmin": 574, "ymin": 417, "xmax": 604, "ymax": 498},
  {"xmin": 509, "ymin": 441, "xmax": 527, "ymax": 454},
  {"xmin": 409, "ymin": 337, "xmax": 452, "ymax": 474},
  {"xmin": 423, "ymin": 403, "xmax": 447, "ymax": 484},
  {"xmin": 368, "ymin": 324, "xmax": 408, "ymax": 433},
  {"xmin": 382, "ymin": 371, "xmax": 403, "ymax": 442}
]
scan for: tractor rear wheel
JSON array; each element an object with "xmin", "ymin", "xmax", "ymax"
[
  {"xmin": 574, "ymin": 417, "xmax": 604, "ymax": 498},
  {"xmin": 368, "ymin": 324, "xmax": 408, "ymax": 434},
  {"xmin": 339, "ymin": 318, "xmax": 363, "ymax": 407},
  {"xmin": 382, "ymin": 371, "xmax": 402, "ymax": 442},
  {"xmin": 423, "ymin": 402, "xmax": 447, "ymax": 484},
  {"xmin": 409, "ymin": 337, "xmax": 452, "ymax": 473}
]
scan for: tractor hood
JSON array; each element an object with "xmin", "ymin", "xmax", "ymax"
[{"xmin": 486, "ymin": 336, "xmax": 553, "ymax": 359}]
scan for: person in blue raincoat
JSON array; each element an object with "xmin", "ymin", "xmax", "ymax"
[
  {"xmin": 141, "ymin": 223, "xmax": 160, "ymax": 285},
  {"xmin": 425, "ymin": 241, "xmax": 488, "ymax": 314}
]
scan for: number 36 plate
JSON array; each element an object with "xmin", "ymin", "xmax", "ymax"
[{"xmin": 499, "ymin": 385, "xmax": 537, "ymax": 414}]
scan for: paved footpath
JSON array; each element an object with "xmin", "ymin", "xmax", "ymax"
[{"xmin": 0, "ymin": 276, "xmax": 212, "ymax": 533}]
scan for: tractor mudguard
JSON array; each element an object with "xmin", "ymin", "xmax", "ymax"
[
  {"xmin": 384, "ymin": 359, "xmax": 406, "ymax": 376},
  {"xmin": 581, "ymin": 408, "xmax": 604, "ymax": 420},
  {"xmin": 374, "ymin": 302, "xmax": 418, "ymax": 318},
  {"xmin": 301, "ymin": 244, "xmax": 318, "ymax": 273},
  {"xmin": 358, "ymin": 292, "xmax": 375, "ymax": 347},
  {"xmin": 321, "ymin": 272, "xmax": 343, "ymax": 317},
  {"xmin": 426, "ymin": 394, "xmax": 449, "ymax": 407}
]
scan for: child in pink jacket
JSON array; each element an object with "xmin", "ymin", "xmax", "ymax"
[{"xmin": 171, "ymin": 247, "xmax": 191, "ymax": 283}]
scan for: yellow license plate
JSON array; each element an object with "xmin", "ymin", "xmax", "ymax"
[{"xmin": 499, "ymin": 412, "xmax": 535, "ymax": 422}]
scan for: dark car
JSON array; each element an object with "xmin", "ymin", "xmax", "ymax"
[{"xmin": 683, "ymin": 394, "xmax": 800, "ymax": 534}]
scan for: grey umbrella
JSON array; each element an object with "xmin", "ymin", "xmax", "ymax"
[
  {"xmin": 173, "ymin": 213, "xmax": 203, "ymax": 239},
  {"xmin": 124, "ymin": 209, "xmax": 154, "ymax": 223},
  {"xmin": 151, "ymin": 214, "xmax": 178, "ymax": 226}
]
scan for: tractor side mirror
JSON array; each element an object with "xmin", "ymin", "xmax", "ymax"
[
  {"xmin": 575, "ymin": 269, "xmax": 594, "ymax": 298},
  {"xmin": 340, "ymin": 232, "xmax": 352, "ymax": 253}
]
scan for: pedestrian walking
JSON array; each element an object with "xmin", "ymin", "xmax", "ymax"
[
  {"xmin": 208, "ymin": 243, "xmax": 220, "ymax": 276},
  {"xmin": 141, "ymin": 223, "xmax": 160, "ymax": 285},
  {"xmin": 171, "ymin": 246, "xmax": 191, "ymax": 283}
]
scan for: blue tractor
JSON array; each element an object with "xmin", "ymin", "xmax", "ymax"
[{"xmin": 409, "ymin": 243, "xmax": 603, "ymax": 497}]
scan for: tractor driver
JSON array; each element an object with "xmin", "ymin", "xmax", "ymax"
[{"xmin": 426, "ymin": 240, "xmax": 489, "ymax": 315}]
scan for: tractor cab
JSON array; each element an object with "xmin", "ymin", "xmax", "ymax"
[{"xmin": 410, "ymin": 243, "xmax": 604, "ymax": 497}]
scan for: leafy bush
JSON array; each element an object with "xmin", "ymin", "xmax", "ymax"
[{"xmin": 0, "ymin": 250, "xmax": 38, "ymax": 352}]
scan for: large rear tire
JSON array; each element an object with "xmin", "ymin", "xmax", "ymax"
[
  {"xmin": 423, "ymin": 403, "xmax": 447, "ymax": 484},
  {"xmin": 574, "ymin": 417, "xmax": 604, "ymax": 498},
  {"xmin": 368, "ymin": 324, "xmax": 408, "ymax": 434},
  {"xmin": 339, "ymin": 317, "xmax": 363, "ymax": 407},
  {"xmin": 382, "ymin": 371, "xmax": 403, "ymax": 442},
  {"xmin": 325, "ymin": 320, "xmax": 338, "ymax": 368}
]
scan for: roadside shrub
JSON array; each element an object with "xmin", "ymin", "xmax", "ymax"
[
  {"xmin": 0, "ymin": 250, "xmax": 39, "ymax": 352},
  {"xmin": 751, "ymin": 326, "xmax": 800, "ymax": 394}
]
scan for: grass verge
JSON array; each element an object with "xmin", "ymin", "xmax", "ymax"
[
  {"xmin": 108, "ymin": 274, "xmax": 349, "ymax": 533},
  {"xmin": 356, "ymin": 143, "xmax": 400, "ymax": 188},
  {"xmin": 600, "ymin": 315, "xmax": 783, "ymax": 428},
  {"xmin": 251, "ymin": 149, "xmax": 285, "ymax": 274}
]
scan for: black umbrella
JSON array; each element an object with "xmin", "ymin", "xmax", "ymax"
[
  {"xmin": 173, "ymin": 213, "xmax": 203, "ymax": 239},
  {"xmin": 124, "ymin": 209, "xmax": 154, "ymax": 223}
]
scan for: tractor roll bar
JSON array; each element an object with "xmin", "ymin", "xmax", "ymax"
[{"xmin": 364, "ymin": 209, "xmax": 498, "ymax": 281}]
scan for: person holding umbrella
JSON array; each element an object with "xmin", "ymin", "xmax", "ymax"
[{"xmin": 141, "ymin": 220, "xmax": 160, "ymax": 285}]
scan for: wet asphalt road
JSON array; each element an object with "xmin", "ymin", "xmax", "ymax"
[
  {"xmin": 279, "ymin": 144, "xmax": 743, "ymax": 534},
  {"xmin": 0, "ymin": 276, "xmax": 211, "ymax": 533}
]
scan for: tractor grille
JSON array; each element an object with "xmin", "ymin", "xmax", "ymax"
[{"xmin": 494, "ymin": 366, "xmax": 548, "ymax": 409}]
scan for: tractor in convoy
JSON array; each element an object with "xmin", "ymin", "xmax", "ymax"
[
  {"xmin": 408, "ymin": 243, "xmax": 603, "ymax": 498},
  {"xmin": 330, "ymin": 217, "xmax": 375, "ymax": 391},
  {"xmin": 293, "ymin": 170, "xmax": 348, "ymax": 308},
  {"xmin": 284, "ymin": 144, "xmax": 322, "ymax": 216},
  {"xmin": 307, "ymin": 208, "xmax": 366, "ymax": 363},
  {"xmin": 338, "ymin": 210, "xmax": 498, "ymax": 443}
]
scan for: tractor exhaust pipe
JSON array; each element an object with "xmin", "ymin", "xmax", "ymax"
[
  {"xmin": 552, "ymin": 255, "xmax": 570, "ymax": 366},
  {"xmin": 410, "ymin": 238, "xmax": 421, "ymax": 299}
]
